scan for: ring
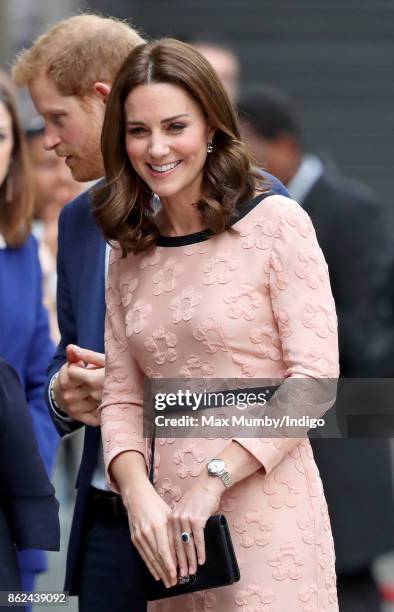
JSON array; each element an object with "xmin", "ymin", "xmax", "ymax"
[{"xmin": 181, "ymin": 531, "xmax": 192, "ymax": 544}]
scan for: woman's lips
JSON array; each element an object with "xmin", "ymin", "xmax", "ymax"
[{"xmin": 146, "ymin": 160, "xmax": 182, "ymax": 177}]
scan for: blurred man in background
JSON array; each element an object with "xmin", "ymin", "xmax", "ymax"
[
  {"xmin": 192, "ymin": 38, "xmax": 240, "ymax": 102},
  {"xmin": 239, "ymin": 86, "xmax": 394, "ymax": 612}
]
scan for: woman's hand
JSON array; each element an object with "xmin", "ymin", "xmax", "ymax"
[
  {"xmin": 110, "ymin": 451, "xmax": 178, "ymax": 588},
  {"xmin": 170, "ymin": 476, "xmax": 224, "ymax": 577},
  {"xmin": 122, "ymin": 478, "xmax": 178, "ymax": 588}
]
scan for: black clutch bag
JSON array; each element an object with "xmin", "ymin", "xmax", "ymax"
[{"xmin": 143, "ymin": 513, "xmax": 240, "ymax": 601}]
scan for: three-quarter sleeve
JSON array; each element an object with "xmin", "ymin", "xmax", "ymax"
[
  {"xmin": 233, "ymin": 198, "xmax": 339, "ymax": 474},
  {"xmin": 100, "ymin": 249, "xmax": 147, "ymax": 491}
]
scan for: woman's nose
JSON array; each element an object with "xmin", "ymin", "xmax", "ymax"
[{"xmin": 148, "ymin": 134, "xmax": 170, "ymax": 158}]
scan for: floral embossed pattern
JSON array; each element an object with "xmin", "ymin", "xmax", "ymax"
[
  {"xmin": 125, "ymin": 299, "xmax": 152, "ymax": 337},
  {"xmin": 268, "ymin": 543, "xmax": 304, "ymax": 581},
  {"xmin": 239, "ymin": 218, "xmax": 277, "ymax": 251},
  {"xmin": 102, "ymin": 195, "xmax": 339, "ymax": 612},
  {"xmin": 173, "ymin": 440, "xmax": 206, "ymax": 478},
  {"xmin": 152, "ymin": 257, "xmax": 183, "ymax": 295},
  {"xmin": 235, "ymin": 584, "xmax": 275, "ymax": 611},
  {"xmin": 295, "ymin": 249, "xmax": 328, "ymax": 290},
  {"xmin": 302, "ymin": 302, "xmax": 337, "ymax": 338},
  {"xmin": 234, "ymin": 510, "xmax": 274, "ymax": 548},
  {"xmin": 170, "ymin": 286, "xmax": 201, "ymax": 323},
  {"xmin": 144, "ymin": 328, "xmax": 177, "ymax": 365},
  {"xmin": 202, "ymin": 253, "xmax": 239, "ymax": 285},
  {"xmin": 224, "ymin": 283, "xmax": 263, "ymax": 321},
  {"xmin": 250, "ymin": 323, "xmax": 282, "ymax": 361},
  {"xmin": 193, "ymin": 318, "xmax": 228, "ymax": 354}
]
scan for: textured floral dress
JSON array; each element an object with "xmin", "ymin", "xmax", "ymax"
[{"xmin": 100, "ymin": 193, "xmax": 340, "ymax": 612}]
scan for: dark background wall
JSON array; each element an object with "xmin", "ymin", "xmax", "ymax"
[{"xmin": 86, "ymin": 0, "xmax": 394, "ymax": 201}]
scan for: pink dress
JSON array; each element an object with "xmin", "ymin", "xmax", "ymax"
[{"xmin": 100, "ymin": 193, "xmax": 340, "ymax": 612}]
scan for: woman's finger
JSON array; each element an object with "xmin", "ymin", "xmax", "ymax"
[
  {"xmin": 135, "ymin": 543, "xmax": 160, "ymax": 581},
  {"xmin": 132, "ymin": 527, "xmax": 172, "ymax": 588},
  {"xmin": 169, "ymin": 517, "xmax": 189, "ymax": 578},
  {"xmin": 153, "ymin": 524, "xmax": 178, "ymax": 585},
  {"xmin": 179, "ymin": 517, "xmax": 198, "ymax": 576},
  {"xmin": 190, "ymin": 519, "xmax": 206, "ymax": 566}
]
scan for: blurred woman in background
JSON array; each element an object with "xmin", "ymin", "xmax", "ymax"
[{"xmin": 0, "ymin": 70, "xmax": 59, "ymax": 602}]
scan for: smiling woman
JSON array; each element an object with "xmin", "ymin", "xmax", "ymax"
[{"xmin": 92, "ymin": 39, "xmax": 340, "ymax": 612}]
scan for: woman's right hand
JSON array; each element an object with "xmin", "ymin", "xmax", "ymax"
[
  {"xmin": 122, "ymin": 478, "xmax": 178, "ymax": 588},
  {"xmin": 110, "ymin": 450, "xmax": 178, "ymax": 586}
]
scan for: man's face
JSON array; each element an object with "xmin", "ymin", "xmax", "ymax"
[
  {"xmin": 193, "ymin": 44, "xmax": 239, "ymax": 102},
  {"xmin": 28, "ymin": 72, "xmax": 105, "ymax": 181},
  {"xmin": 27, "ymin": 133, "xmax": 83, "ymax": 220}
]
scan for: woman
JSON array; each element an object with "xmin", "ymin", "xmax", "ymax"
[
  {"xmin": 0, "ymin": 72, "xmax": 59, "ymax": 598},
  {"xmin": 94, "ymin": 39, "xmax": 339, "ymax": 611}
]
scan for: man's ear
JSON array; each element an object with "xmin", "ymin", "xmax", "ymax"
[{"xmin": 93, "ymin": 82, "xmax": 111, "ymax": 104}]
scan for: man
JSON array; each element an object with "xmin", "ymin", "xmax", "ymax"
[
  {"xmin": 239, "ymin": 86, "xmax": 394, "ymax": 612},
  {"xmin": 12, "ymin": 15, "xmax": 147, "ymax": 612},
  {"xmin": 12, "ymin": 15, "xmax": 289, "ymax": 611},
  {"xmin": 191, "ymin": 38, "xmax": 240, "ymax": 102}
]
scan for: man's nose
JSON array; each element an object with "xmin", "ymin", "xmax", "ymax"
[{"xmin": 43, "ymin": 127, "xmax": 61, "ymax": 151}]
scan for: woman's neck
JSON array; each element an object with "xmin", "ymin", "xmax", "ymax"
[{"xmin": 157, "ymin": 194, "xmax": 205, "ymax": 237}]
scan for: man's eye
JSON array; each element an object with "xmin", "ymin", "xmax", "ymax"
[{"xmin": 51, "ymin": 115, "xmax": 64, "ymax": 126}]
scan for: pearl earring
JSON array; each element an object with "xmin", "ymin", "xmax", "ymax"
[{"xmin": 207, "ymin": 141, "xmax": 213, "ymax": 153}]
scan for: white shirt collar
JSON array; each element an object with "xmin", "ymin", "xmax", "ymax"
[{"xmin": 287, "ymin": 154, "xmax": 323, "ymax": 204}]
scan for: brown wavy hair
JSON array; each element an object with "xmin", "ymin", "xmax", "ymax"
[
  {"xmin": 0, "ymin": 72, "xmax": 33, "ymax": 247},
  {"xmin": 92, "ymin": 38, "xmax": 267, "ymax": 255}
]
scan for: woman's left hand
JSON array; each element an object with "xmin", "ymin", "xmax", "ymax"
[{"xmin": 169, "ymin": 476, "xmax": 224, "ymax": 577}]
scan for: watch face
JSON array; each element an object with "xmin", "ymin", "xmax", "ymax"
[{"xmin": 208, "ymin": 459, "xmax": 225, "ymax": 475}]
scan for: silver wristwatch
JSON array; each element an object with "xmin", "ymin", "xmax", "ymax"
[{"xmin": 207, "ymin": 459, "xmax": 233, "ymax": 488}]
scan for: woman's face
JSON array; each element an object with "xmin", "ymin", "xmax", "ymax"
[
  {"xmin": 124, "ymin": 82, "xmax": 212, "ymax": 206},
  {"xmin": 0, "ymin": 101, "xmax": 14, "ymax": 189}
]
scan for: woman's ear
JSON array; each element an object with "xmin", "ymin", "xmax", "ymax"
[
  {"xmin": 93, "ymin": 82, "xmax": 111, "ymax": 104},
  {"xmin": 208, "ymin": 126, "xmax": 216, "ymax": 142}
]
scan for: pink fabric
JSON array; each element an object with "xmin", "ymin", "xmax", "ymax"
[{"xmin": 100, "ymin": 194, "xmax": 339, "ymax": 611}]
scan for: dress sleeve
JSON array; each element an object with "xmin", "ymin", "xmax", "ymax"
[
  {"xmin": 100, "ymin": 249, "xmax": 148, "ymax": 491},
  {"xmin": 233, "ymin": 198, "xmax": 339, "ymax": 475}
]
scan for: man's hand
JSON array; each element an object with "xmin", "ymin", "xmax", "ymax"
[{"xmin": 52, "ymin": 344, "xmax": 105, "ymax": 426}]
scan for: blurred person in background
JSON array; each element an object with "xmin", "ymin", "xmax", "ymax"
[
  {"xmin": 239, "ymin": 86, "xmax": 394, "ymax": 612},
  {"xmin": 12, "ymin": 14, "xmax": 148, "ymax": 612},
  {"xmin": 0, "ymin": 358, "xmax": 60, "ymax": 604},
  {"xmin": 12, "ymin": 15, "xmax": 289, "ymax": 611},
  {"xmin": 0, "ymin": 71, "xmax": 59, "ymax": 606},
  {"xmin": 26, "ymin": 115, "xmax": 84, "ymax": 341},
  {"xmin": 191, "ymin": 37, "xmax": 240, "ymax": 102}
]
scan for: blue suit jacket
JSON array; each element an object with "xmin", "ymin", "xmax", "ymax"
[
  {"xmin": 0, "ymin": 359, "xmax": 60, "ymax": 591},
  {"xmin": 0, "ymin": 235, "xmax": 59, "ymax": 573},
  {"xmin": 47, "ymin": 174, "xmax": 289, "ymax": 593}
]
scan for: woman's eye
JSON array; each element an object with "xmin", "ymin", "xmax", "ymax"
[
  {"xmin": 168, "ymin": 123, "xmax": 185, "ymax": 132},
  {"xmin": 127, "ymin": 127, "xmax": 146, "ymax": 136}
]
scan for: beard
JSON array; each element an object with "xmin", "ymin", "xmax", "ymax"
[{"xmin": 63, "ymin": 143, "xmax": 104, "ymax": 182}]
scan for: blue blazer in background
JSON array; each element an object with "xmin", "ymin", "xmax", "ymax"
[
  {"xmin": 0, "ymin": 235, "xmax": 59, "ymax": 574},
  {"xmin": 0, "ymin": 358, "xmax": 60, "ymax": 592},
  {"xmin": 46, "ymin": 173, "xmax": 289, "ymax": 593}
]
